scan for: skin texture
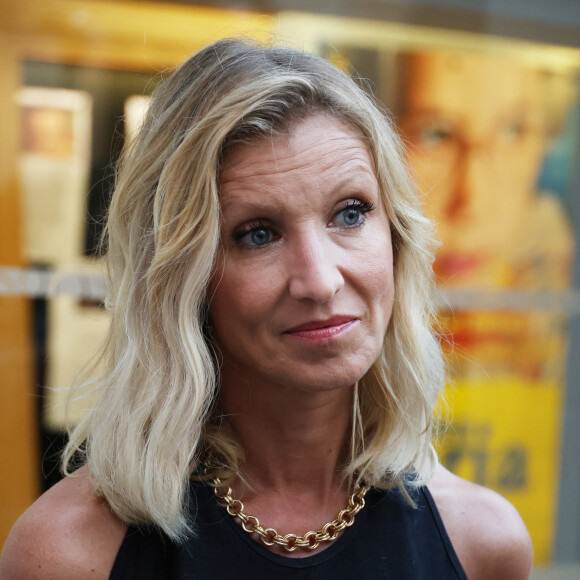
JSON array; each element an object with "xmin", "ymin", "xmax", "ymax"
[
  {"xmin": 0, "ymin": 466, "xmax": 127, "ymax": 579},
  {"xmin": 0, "ymin": 114, "xmax": 533, "ymax": 578}
]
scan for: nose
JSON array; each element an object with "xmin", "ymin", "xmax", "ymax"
[
  {"xmin": 287, "ymin": 230, "xmax": 345, "ymax": 303},
  {"xmin": 446, "ymin": 140, "xmax": 486, "ymax": 222}
]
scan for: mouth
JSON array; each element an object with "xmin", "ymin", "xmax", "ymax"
[
  {"xmin": 284, "ymin": 316, "xmax": 359, "ymax": 341},
  {"xmin": 435, "ymin": 253, "xmax": 484, "ymax": 278}
]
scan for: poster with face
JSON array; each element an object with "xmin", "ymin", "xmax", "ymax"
[
  {"xmin": 393, "ymin": 51, "xmax": 576, "ymax": 387},
  {"xmin": 397, "ymin": 51, "xmax": 574, "ymax": 291}
]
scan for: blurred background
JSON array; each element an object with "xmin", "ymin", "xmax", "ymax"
[{"xmin": 1, "ymin": 0, "xmax": 579, "ymax": 576}]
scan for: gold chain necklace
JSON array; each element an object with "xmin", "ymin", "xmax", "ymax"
[{"xmin": 213, "ymin": 476, "xmax": 370, "ymax": 552}]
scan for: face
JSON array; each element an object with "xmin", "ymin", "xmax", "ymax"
[
  {"xmin": 208, "ymin": 114, "xmax": 394, "ymax": 394},
  {"xmin": 398, "ymin": 52, "xmax": 547, "ymax": 287}
]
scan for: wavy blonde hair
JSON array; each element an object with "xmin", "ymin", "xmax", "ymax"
[{"xmin": 64, "ymin": 38, "xmax": 444, "ymax": 540}]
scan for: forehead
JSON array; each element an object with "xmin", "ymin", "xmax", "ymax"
[
  {"xmin": 219, "ymin": 115, "xmax": 377, "ymax": 202},
  {"xmin": 403, "ymin": 52, "xmax": 544, "ymax": 120}
]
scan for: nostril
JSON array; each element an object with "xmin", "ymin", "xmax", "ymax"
[{"xmin": 288, "ymin": 263, "xmax": 345, "ymax": 303}]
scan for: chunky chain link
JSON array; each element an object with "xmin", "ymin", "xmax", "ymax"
[{"xmin": 213, "ymin": 476, "xmax": 369, "ymax": 552}]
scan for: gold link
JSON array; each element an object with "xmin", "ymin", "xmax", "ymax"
[
  {"xmin": 282, "ymin": 534, "xmax": 299, "ymax": 552},
  {"xmin": 226, "ymin": 499, "xmax": 244, "ymax": 517},
  {"xmin": 260, "ymin": 528, "xmax": 278, "ymax": 546},
  {"xmin": 271, "ymin": 535, "xmax": 288, "ymax": 547},
  {"xmin": 304, "ymin": 531, "xmax": 319, "ymax": 549},
  {"xmin": 337, "ymin": 508, "xmax": 355, "ymax": 527},
  {"xmin": 321, "ymin": 522, "xmax": 339, "ymax": 540},
  {"xmin": 241, "ymin": 515, "xmax": 260, "ymax": 533}
]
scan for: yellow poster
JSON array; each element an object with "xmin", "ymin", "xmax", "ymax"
[{"xmin": 437, "ymin": 377, "xmax": 563, "ymax": 564}]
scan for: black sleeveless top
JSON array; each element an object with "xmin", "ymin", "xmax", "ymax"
[{"xmin": 110, "ymin": 483, "xmax": 467, "ymax": 579}]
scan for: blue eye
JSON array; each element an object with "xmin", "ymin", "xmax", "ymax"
[
  {"xmin": 336, "ymin": 207, "xmax": 363, "ymax": 227},
  {"xmin": 234, "ymin": 224, "xmax": 274, "ymax": 247},
  {"xmin": 334, "ymin": 201, "xmax": 374, "ymax": 228},
  {"xmin": 340, "ymin": 207, "xmax": 363, "ymax": 226},
  {"xmin": 247, "ymin": 228, "xmax": 272, "ymax": 246}
]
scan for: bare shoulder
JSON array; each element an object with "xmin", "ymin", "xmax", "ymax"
[
  {"xmin": 428, "ymin": 464, "xmax": 533, "ymax": 580},
  {"xmin": 0, "ymin": 466, "xmax": 128, "ymax": 580}
]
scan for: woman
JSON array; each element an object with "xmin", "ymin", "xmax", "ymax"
[{"xmin": 0, "ymin": 39, "xmax": 532, "ymax": 579}]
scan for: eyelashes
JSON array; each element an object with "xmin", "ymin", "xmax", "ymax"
[
  {"xmin": 232, "ymin": 220, "xmax": 275, "ymax": 247},
  {"xmin": 232, "ymin": 199, "xmax": 376, "ymax": 249}
]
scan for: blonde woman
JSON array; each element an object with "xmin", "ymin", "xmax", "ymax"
[{"xmin": 0, "ymin": 40, "xmax": 532, "ymax": 579}]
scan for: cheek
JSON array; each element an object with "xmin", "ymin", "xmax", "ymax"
[
  {"xmin": 208, "ymin": 260, "xmax": 278, "ymax": 335},
  {"xmin": 507, "ymin": 137, "xmax": 544, "ymax": 192},
  {"xmin": 363, "ymin": 257, "xmax": 393, "ymax": 293},
  {"xmin": 358, "ymin": 230, "xmax": 394, "ymax": 315},
  {"xmin": 376, "ymin": 261, "xmax": 395, "ymax": 322}
]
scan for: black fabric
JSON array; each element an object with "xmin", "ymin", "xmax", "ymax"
[{"xmin": 110, "ymin": 482, "xmax": 467, "ymax": 579}]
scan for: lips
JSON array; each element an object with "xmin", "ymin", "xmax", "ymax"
[
  {"xmin": 284, "ymin": 316, "xmax": 359, "ymax": 341},
  {"xmin": 435, "ymin": 253, "xmax": 483, "ymax": 278}
]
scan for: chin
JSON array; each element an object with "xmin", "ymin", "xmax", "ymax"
[{"xmin": 276, "ymin": 356, "xmax": 377, "ymax": 393}]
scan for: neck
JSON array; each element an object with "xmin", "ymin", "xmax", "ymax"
[{"xmin": 219, "ymin": 369, "xmax": 354, "ymax": 497}]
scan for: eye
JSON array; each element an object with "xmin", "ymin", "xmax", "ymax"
[
  {"xmin": 233, "ymin": 222, "xmax": 276, "ymax": 248},
  {"xmin": 247, "ymin": 227, "xmax": 272, "ymax": 246},
  {"xmin": 419, "ymin": 126, "xmax": 455, "ymax": 147},
  {"xmin": 500, "ymin": 119, "xmax": 527, "ymax": 142},
  {"xmin": 333, "ymin": 200, "xmax": 375, "ymax": 228}
]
